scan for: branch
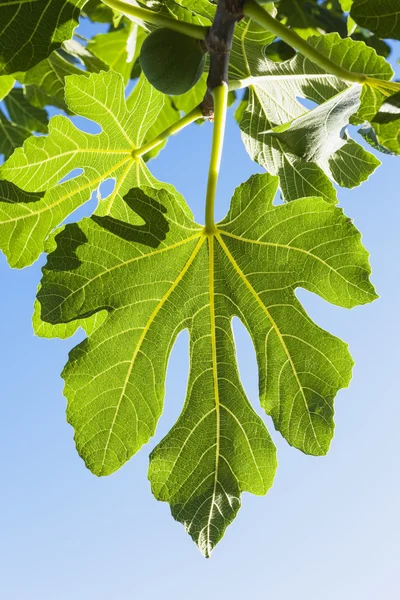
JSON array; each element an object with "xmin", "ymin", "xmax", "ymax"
[
  {"xmin": 201, "ymin": 0, "xmax": 245, "ymax": 117},
  {"xmin": 102, "ymin": 0, "xmax": 208, "ymax": 40}
]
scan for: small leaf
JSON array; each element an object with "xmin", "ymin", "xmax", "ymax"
[
  {"xmin": 87, "ymin": 23, "xmax": 146, "ymax": 84},
  {"xmin": 20, "ymin": 51, "xmax": 88, "ymax": 111},
  {"xmin": 277, "ymin": 0, "xmax": 347, "ymax": 38},
  {"xmin": 0, "ymin": 111, "xmax": 30, "ymax": 161},
  {"xmin": 37, "ymin": 173, "xmax": 377, "ymax": 555},
  {"xmin": 4, "ymin": 88, "xmax": 48, "ymax": 134},
  {"xmin": 172, "ymin": 73, "xmax": 207, "ymax": 114},
  {"xmin": 371, "ymin": 92, "xmax": 400, "ymax": 154}
]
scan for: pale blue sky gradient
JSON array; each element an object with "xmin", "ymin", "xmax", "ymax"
[{"xmin": 0, "ymin": 22, "xmax": 399, "ymax": 600}]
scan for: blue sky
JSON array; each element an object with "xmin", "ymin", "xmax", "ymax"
[{"xmin": 0, "ymin": 21, "xmax": 399, "ymax": 600}]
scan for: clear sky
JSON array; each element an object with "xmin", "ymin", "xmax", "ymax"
[{"xmin": 0, "ymin": 20, "xmax": 399, "ymax": 600}]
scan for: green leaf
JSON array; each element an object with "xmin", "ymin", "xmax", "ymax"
[
  {"xmin": 145, "ymin": 0, "xmax": 213, "ymax": 27},
  {"xmin": 271, "ymin": 87, "xmax": 380, "ymax": 189},
  {"xmin": 87, "ymin": 23, "xmax": 146, "ymax": 84},
  {"xmin": 37, "ymin": 173, "xmax": 377, "ymax": 556},
  {"xmin": 83, "ymin": 0, "xmax": 116, "ymax": 23},
  {"xmin": 0, "ymin": 71, "xmax": 169, "ymax": 268},
  {"xmin": 172, "ymin": 73, "xmax": 207, "ymax": 114},
  {"xmin": 61, "ymin": 39, "xmax": 108, "ymax": 74},
  {"xmin": 20, "ymin": 51, "xmax": 88, "ymax": 111},
  {"xmin": 0, "ymin": 75, "xmax": 14, "ymax": 100},
  {"xmin": 277, "ymin": 0, "xmax": 347, "ymax": 38},
  {"xmin": 0, "ymin": 0, "xmax": 86, "ymax": 75},
  {"xmin": 371, "ymin": 92, "xmax": 400, "ymax": 154},
  {"xmin": 0, "ymin": 180, "xmax": 45, "ymax": 266},
  {"xmin": 0, "ymin": 110, "xmax": 30, "ymax": 161},
  {"xmin": 339, "ymin": 0, "xmax": 353, "ymax": 11},
  {"xmin": 351, "ymin": 31, "xmax": 391, "ymax": 58},
  {"xmin": 323, "ymin": 138, "xmax": 381, "ymax": 187},
  {"xmin": 351, "ymin": 0, "xmax": 400, "ymax": 41},
  {"xmin": 235, "ymin": 31, "xmax": 391, "ymax": 200},
  {"xmin": 4, "ymin": 88, "xmax": 48, "ymax": 134}
]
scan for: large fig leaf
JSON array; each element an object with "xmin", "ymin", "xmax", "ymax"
[{"xmin": 37, "ymin": 173, "xmax": 377, "ymax": 556}]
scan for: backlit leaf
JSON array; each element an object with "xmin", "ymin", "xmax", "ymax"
[
  {"xmin": 37, "ymin": 173, "xmax": 377, "ymax": 555},
  {"xmin": 87, "ymin": 23, "xmax": 146, "ymax": 84},
  {"xmin": 0, "ymin": 0, "xmax": 86, "ymax": 75},
  {"xmin": 235, "ymin": 30, "xmax": 392, "ymax": 200},
  {"xmin": 20, "ymin": 51, "xmax": 88, "ymax": 112},
  {"xmin": 371, "ymin": 92, "xmax": 400, "ymax": 154},
  {"xmin": 0, "ymin": 71, "xmax": 170, "ymax": 267},
  {"xmin": 0, "ymin": 74, "xmax": 14, "ymax": 100}
]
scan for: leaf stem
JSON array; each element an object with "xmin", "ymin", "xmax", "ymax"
[
  {"xmin": 243, "ymin": 0, "xmax": 368, "ymax": 85},
  {"xmin": 132, "ymin": 106, "xmax": 204, "ymax": 158},
  {"xmin": 228, "ymin": 73, "xmax": 338, "ymax": 91},
  {"xmin": 102, "ymin": 0, "xmax": 208, "ymax": 40},
  {"xmin": 205, "ymin": 84, "xmax": 228, "ymax": 233}
]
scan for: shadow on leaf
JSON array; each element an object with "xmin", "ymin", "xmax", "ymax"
[
  {"xmin": 0, "ymin": 180, "xmax": 44, "ymax": 204},
  {"xmin": 92, "ymin": 187, "xmax": 170, "ymax": 247},
  {"xmin": 372, "ymin": 92, "xmax": 400, "ymax": 125}
]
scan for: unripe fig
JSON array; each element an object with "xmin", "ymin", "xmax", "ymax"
[{"xmin": 140, "ymin": 28, "xmax": 206, "ymax": 95}]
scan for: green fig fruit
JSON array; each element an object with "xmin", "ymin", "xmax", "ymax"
[{"xmin": 140, "ymin": 28, "xmax": 207, "ymax": 96}]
